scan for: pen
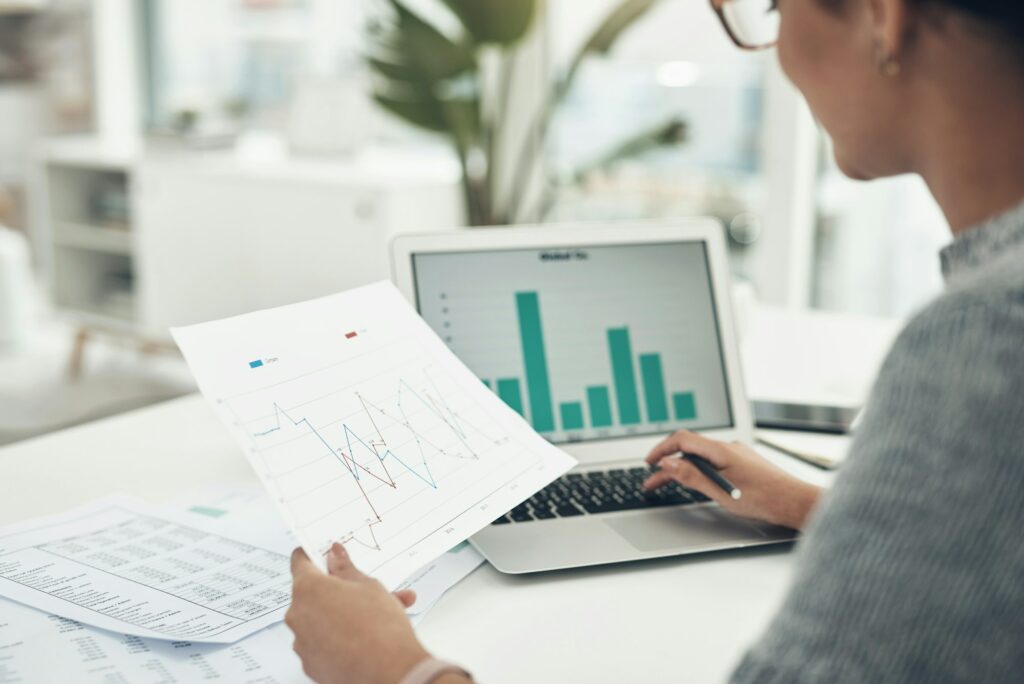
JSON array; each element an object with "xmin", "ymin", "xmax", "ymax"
[{"xmin": 682, "ymin": 453, "xmax": 742, "ymax": 500}]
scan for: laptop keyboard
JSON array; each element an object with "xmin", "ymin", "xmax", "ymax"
[{"xmin": 491, "ymin": 467, "xmax": 710, "ymax": 525}]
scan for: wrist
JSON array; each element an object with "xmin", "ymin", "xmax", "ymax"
[
  {"xmin": 396, "ymin": 655, "xmax": 471, "ymax": 684},
  {"xmin": 781, "ymin": 482, "xmax": 822, "ymax": 530},
  {"xmin": 434, "ymin": 674, "xmax": 473, "ymax": 684},
  {"xmin": 386, "ymin": 647, "xmax": 433, "ymax": 684}
]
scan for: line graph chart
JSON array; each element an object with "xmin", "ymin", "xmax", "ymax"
[
  {"xmin": 238, "ymin": 366, "xmax": 504, "ymax": 555},
  {"xmin": 173, "ymin": 282, "xmax": 574, "ymax": 587}
]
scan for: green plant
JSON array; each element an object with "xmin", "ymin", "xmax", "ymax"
[{"xmin": 367, "ymin": 0, "xmax": 686, "ymax": 226}]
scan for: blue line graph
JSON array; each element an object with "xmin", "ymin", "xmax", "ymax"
[
  {"xmin": 248, "ymin": 374, "xmax": 501, "ymax": 551},
  {"xmin": 343, "ymin": 423, "xmax": 438, "ymax": 490}
]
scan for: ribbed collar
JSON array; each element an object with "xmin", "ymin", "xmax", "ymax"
[{"xmin": 940, "ymin": 197, "xmax": 1024, "ymax": 284}]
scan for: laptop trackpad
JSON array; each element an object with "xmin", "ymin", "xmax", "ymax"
[{"xmin": 605, "ymin": 507, "xmax": 768, "ymax": 552}]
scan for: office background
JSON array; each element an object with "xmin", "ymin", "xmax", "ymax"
[{"xmin": 0, "ymin": 0, "xmax": 940, "ymax": 445}]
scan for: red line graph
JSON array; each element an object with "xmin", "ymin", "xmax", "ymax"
[{"xmin": 252, "ymin": 373, "xmax": 502, "ymax": 557}]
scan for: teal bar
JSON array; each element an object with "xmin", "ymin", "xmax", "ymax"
[
  {"xmin": 586, "ymin": 386, "xmax": 613, "ymax": 428},
  {"xmin": 515, "ymin": 292, "xmax": 555, "ymax": 432},
  {"xmin": 607, "ymin": 328, "xmax": 641, "ymax": 425},
  {"xmin": 639, "ymin": 353, "xmax": 669, "ymax": 422},
  {"xmin": 482, "ymin": 379, "xmax": 492, "ymax": 390},
  {"xmin": 673, "ymin": 392, "xmax": 698, "ymax": 421},
  {"xmin": 559, "ymin": 402, "xmax": 585, "ymax": 431},
  {"xmin": 496, "ymin": 378, "xmax": 524, "ymax": 417}
]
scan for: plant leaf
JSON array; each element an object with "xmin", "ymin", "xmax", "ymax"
[
  {"xmin": 440, "ymin": 0, "xmax": 537, "ymax": 45},
  {"xmin": 506, "ymin": 0, "xmax": 662, "ymax": 222},
  {"xmin": 375, "ymin": 84, "xmax": 481, "ymax": 142},
  {"xmin": 581, "ymin": 0, "xmax": 659, "ymax": 56},
  {"xmin": 368, "ymin": 0, "xmax": 484, "ymax": 142},
  {"xmin": 374, "ymin": 91, "xmax": 448, "ymax": 132},
  {"xmin": 367, "ymin": 57, "xmax": 421, "ymax": 82},
  {"xmin": 563, "ymin": 0, "xmax": 661, "ymax": 94},
  {"xmin": 369, "ymin": 1, "xmax": 476, "ymax": 81},
  {"xmin": 440, "ymin": 97, "xmax": 482, "ymax": 151},
  {"xmin": 571, "ymin": 116, "xmax": 688, "ymax": 182}
]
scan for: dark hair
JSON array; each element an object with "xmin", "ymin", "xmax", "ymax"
[
  {"xmin": 820, "ymin": 0, "xmax": 1024, "ymax": 52},
  {"xmin": 934, "ymin": 1, "xmax": 1024, "ymax": 41},
  {"xmin": 823, "ymin": 0, "xmax": 1024, "ymax": 36}
]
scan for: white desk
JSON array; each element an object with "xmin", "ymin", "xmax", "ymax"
[{"xmin": 0, "ymin": 393, "xmax": 837, "ymax": 683}]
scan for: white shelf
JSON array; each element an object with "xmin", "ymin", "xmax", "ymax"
[
  {"xmin": 0, "ymin": 1, "xmax": 47, "ymax": 14},
  {"xmin": 33, "ymin": 136, "xmax": 463, "ymax": 338},
  {"xmin": 54, "ymin": 222, "xmax": 132, "ymax": 255},
  {"xmin": 56, "ymin": 303, "xmax": 138, "ymax": 331},
  {"xmin": 36, "ymin": 142, "xmax": 139, "ymax": 332},
  {"xmin": 40, "ymin": 137, "xmax": 139, "ymax": 171}
]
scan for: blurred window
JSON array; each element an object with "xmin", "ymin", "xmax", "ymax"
[
  {"xmin": 139, "ymin": 0, "xmax": 365, "ymax": 134},
  {"xmin": 544, "ymin": 0, "xmax": 774, "ymax": 283},
  {"xmin": 812, "ymin": 145, "xmax": 947, "ymax": 317},
  {"xmin": 136, "ymin": 0, "xmax": 947, "ymax": 317},
  {"xmin": 547, "ymin": 0, "xmax": 948, "ymax": 317}
]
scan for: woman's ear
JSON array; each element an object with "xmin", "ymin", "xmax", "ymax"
[{"xmin": 867, "ymin": 0, "xmax": 912, "ymax": 69}]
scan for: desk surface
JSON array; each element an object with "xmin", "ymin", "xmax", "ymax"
[{"xmin": 0, "ymin": 393, "xmax": 836, "ymax": 683}]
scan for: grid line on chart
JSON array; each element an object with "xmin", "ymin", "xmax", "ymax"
[{"xmin": 225, "ymin": 360, "xmax": 519, "ymax": 557}]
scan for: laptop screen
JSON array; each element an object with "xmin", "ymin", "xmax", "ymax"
[{"xmin": 411, "ymin": 241, "xmax": 734, "ymax": 445}]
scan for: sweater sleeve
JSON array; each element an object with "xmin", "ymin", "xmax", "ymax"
[{"xmin": 731, "ymin": 295, "xmax": 1024, "ymax": 683}]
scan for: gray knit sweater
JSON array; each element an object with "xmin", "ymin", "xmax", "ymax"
[{"xmin": 732, "ymin": 199, "xmax": 1024, "ymax": 683}]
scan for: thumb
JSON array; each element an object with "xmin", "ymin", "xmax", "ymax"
[
  {"xmin": 290, "ymin": 547, "xmax": 319, "ymax": 578},
  {"xmin": 326, "ymin": 542, "xmax": 368, "ymax": 582},
  {"xmin": 394, "ymin": 588, "xmax": 418, "ymax": 608}
]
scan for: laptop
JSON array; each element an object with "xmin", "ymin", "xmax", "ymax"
[{"xmin": 391, "ymin": 221, "xmax": 796, "ymax": 574}]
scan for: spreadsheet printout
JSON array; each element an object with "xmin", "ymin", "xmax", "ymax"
[
  {"xmin": 0, "ymin": 498, "xmax": 291, "ymax": 643},
  {"xmin": 0, "ymin": 596, "xmax": 306, "ymax": 683},
  {"xmin": 178, "ymin": 484, "xmax": 485, "ymax": 623}
]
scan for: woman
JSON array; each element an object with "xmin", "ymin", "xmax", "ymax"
[{"xmin": 286, "ymin": 0, "xmax": 1024, "ymax": 681}]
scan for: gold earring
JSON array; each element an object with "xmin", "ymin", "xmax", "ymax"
[{"xmin": 875, "ymin": 44, "xmax": 901, "ymax": 77}]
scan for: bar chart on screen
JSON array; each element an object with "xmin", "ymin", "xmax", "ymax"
[
  {"xmin": 172, "ymin": 282, "xmax": 574, "ymax": 589},
  {"xmin": 413, "ymin": 243, "xmax": 734, "ymax": 444},
  {"xmin": 479, "ymin": 290, "xmax": 701, "ymax": 435}
]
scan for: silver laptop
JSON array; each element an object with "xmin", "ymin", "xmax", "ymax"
[{"xmin": 391, "ymin": 221, "xmax": 796, "ymax": 574}]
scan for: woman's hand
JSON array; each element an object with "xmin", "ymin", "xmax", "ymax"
[
  {"xmin": 643, "ymin": 430, "xmax": 822, "ymax": 530},
  {"xmin": 286, "ymin": 543, "xmax": 430, "ymax": 684}
]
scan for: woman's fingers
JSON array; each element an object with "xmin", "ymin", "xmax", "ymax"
[
  {"xmin": 645, "ymin": 433, "xmax": 679, "ymax": 465},
  {"xmin": 316, "ymin": 543, "xmax": 416, "ymax": 607},
  {"xmin": 642, "ymin": 457, "xmax": 730, "ymax": 506},
  {"xmin": 326, "ymin": 542, "xmax": 368, "ymax": 582},
  {"xmin": 641, "ymin": 468, "xmax": 675, "ymax": 491},
  {"xmin": 393, "ymin": 589, "xmax": 417, "ymax": 608},
  {"xmin": 641, "ymin": 436, "xmax": 822, "ymax": 530},
  {"xmin": 645, "ymin": 430, "xmax": 730, "ymax": 468},
  {"xmin": 291, "ymin": 547, "xmax": 318, "ymax": 578},
  {"xmin": 292, "ymin": 544, "xmax": 370, "ymax": 584}
]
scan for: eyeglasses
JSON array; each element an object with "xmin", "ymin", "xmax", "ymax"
[{"xmin": 710, "ymin": 0, "xmax": 780, "ymax": 51}]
